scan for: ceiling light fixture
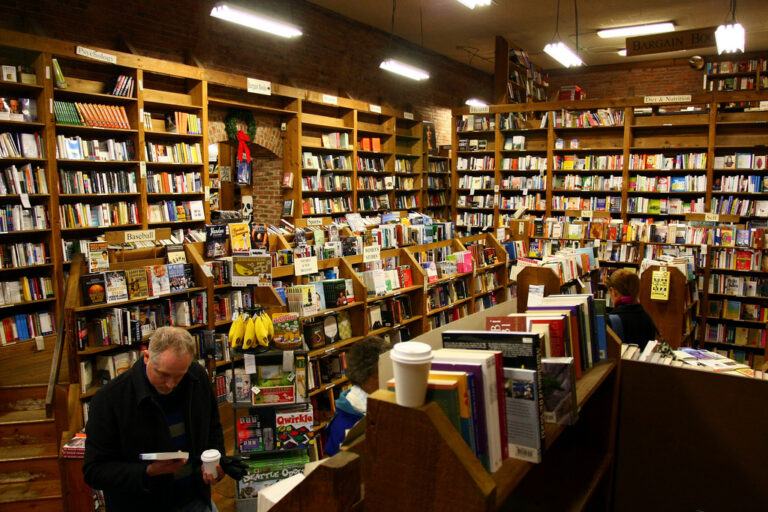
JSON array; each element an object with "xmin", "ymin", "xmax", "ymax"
[
  {"xmin": 380, "ymin": 1, "xmax": 429, "ymax": 81},
  {"xmin": 715, "ymin": 0, "xmax": 745, "ymax": 54},
  {"xmin": 597, "ymin": 22, "xmax": 675, "ymax": 39},
  {"xmin": 455, "ymin": 0, "xmax": 492, "ymax": 8},
  {"xmin": 210, "ymin": 2, "xmax": 302, "ymax": 38},
  {"xmin": 543, "ymin": 0, "xmax": 583, "ymax": 68},
  {"xmin": 465, "ymin": 98, "xmax": 488, "ymax": 107},
  {"xmin": 380, "ymin": 59, "xmax": 430, "ymax": 80}
]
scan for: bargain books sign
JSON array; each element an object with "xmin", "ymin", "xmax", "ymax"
[{"xmin": 626, "ymin": 27, "xmax": 716, "ymax": 56}]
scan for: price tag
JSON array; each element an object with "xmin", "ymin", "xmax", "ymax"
[
  {"xmin": 522, "ymin": 188, "xmax": 528, "ymax": 196},
  {"xmin": 494, "ymin": 185, "xmax": 499, "ymax": 193},
  {"xmin": 35, "ymin": 335, "xmax": 45, "ymax": 351},
  {"xmin": 244, "ymin": 354, "xmax": 257, "ymax": 375},
  {"xmin": 700, "ymin": 243, "xmax": 708, "ymax": 254},
  {"xmin": 594, "ymin": 239, "xmax": 601, "ymax": 247},
  {"xmin": 497, "ymin": 227, "xmax": 505, "ymax": 240},
  {"xmin": 140, "ymin": 161, "xmax": 147, "ymax": 179},
  {"xmin": 518, "ymin": 223, "xmax": 525, "ymax": 235},
  {"xmin": 283, "ymin": 350, "xmax": 295, "ymax": 372},
  {"xmin": 403, "ymin": 112, "xmax": 414, "ymax": 120},
  {"xmin": 46, "ymin": 66, "xmax": 50, "ymax": 80},
  {"xmin": 704, "ymin": 213, "xmax": 719, "ymax": 222},
  {"xmin": 363, "ymin": 244, "xmax": 381, "ymax": 263},
  {"xmin": 19, "ymin": 193, "xmax": 30, "ymax": 208},
  {"xmin": 49, "ymin": 98, "xmax": 53, "ymax": 115},
  {"xmin": 369, "ymin": 104, "xmax": 382, "ymax": 113},
  {"xmin": 246, "ymin": 77, "xmax": 271, "ymax": 96},
  {"xmin": 322, "ymin": 94, "xmax": 338, "ymax": 105},
  {"xmin": 294, "ymin": 256, "xmax": 319, "ymax": 276},
  {"xmin": 204, "ymin": 186, "xmax": 210, "ymax": 201},
  {"xmin": 138, "ymin": 79, "xmax": 143, "ymax": 90}
]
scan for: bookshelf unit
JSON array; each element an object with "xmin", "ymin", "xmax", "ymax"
[
  {"xmin": 702, "ymin": 53, "xmax": 768, "ymax": 93},
  {"xmin": 394, "ymin": 115, "xmax": 423, "ymax": 213},
  {"xmin": 356, "ymin": 109, "xmax": 396, "ymax": 215},
  {"xmin": 454, "ymin": 113, "xmax": 498, "ymax": 233},
  {"xmin": 493, "ymin": 36, "xmax": 549, "ymax": 104}
]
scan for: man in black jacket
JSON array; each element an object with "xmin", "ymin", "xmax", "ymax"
[{"xmin": 83, "ymin": 326, "xmax": 225, "ymax": 512}]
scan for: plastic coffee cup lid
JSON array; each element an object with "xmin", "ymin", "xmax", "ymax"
[
  {"xmin": 391, "ymin": 341, "xmax": 433, "ymax": 364},
  {"xmin": 201, "ymin": 449, "xmax": 220, "ymax": 461}
]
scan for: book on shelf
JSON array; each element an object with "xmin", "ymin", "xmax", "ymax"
[
  {"xmin": 145, "ymin": 264, "xmax": 171, "ymax": 296},
  {"xmin": 81, "ymin": 273, "xmax": 107, "ymax": 306},
  {"xmin": 104, "ymin": 270, "xmax": 128, "ymax": 303},
  {"xmin": 125, "ymin": 268, "xmax": 149, "ymax": 300}
]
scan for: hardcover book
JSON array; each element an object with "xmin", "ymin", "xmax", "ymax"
[
  {"xmin": 88, "ymin": 241, "xmax": 109, "ymax": 272},
  {"xmin": 166, "ymin": 263, "xmax": 187, "ymax": 293},
  {"xmin": 104, "ymin": 270, "xmax": 128, "ymax": 303},
  {"xmin": 205, "ymin": 224, "xmax": 227, "ymax": 258},
  {"xmin": 229, "ymin": 222, "xmax": 251, "ymax": 254},
  {"xmin": 80, "ymin": 273, "xmax": 106, "ymax": 306},
  {"xmin": 146, "ymin": 265, "xmax": 170, "ymax": 296}
]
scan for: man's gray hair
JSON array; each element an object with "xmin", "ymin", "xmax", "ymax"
[{"xmin": 148, "ymin": 326, "xmax": 196, "ymax": 362}]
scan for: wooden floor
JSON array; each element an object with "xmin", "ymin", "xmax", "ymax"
[{"xmin": 213, "ymin": 477, "xmax": 237, "ymax": 512}]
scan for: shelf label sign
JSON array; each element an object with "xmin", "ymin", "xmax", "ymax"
[
  {"xmin": 581, "ymin": 210, "xmax": 593, "ymax": 218},
  {"xmin": 124, "ymin": 229, "xmax": 156, "ymax": 243},
  {"xmin": 369, "ymin": 104, "xmax": 382, "ymax": 114},
  {"xmin": 363, "ymin": 244, "xmax": 381, "ymax": 263},
  {"xmin": 139, "ymin": 161, "xmax": 147, "ymax": 179},
  {"xmin": 306, "ymin": 217, "xmax": 324, "ymax": 226},
  {"xmin": 322, "ymin": 94, "xmax": 338, "ymax": 105},
  {"xmin": 247, "ymin": 77, "xmax": 271, "ymax": 96},
  {"xmin": 469, "ymin": 105, "xmax": 490, "ymax": 114},
  {"xmin": 644, "ymin": 95, "xmax": 692, "ymax": 104},
  {"xmin": 704, "ymin": 213, "xmax": 719, "ymax": 222},
  {"xmin": 650, "ymin": 270, "xmax": 670, "ymax": 301},
  {"xmin": 76, "ymin": 46, "xmax": 117, "ymax": 64},
  {"xmin": 295, "ymin": 256, "xmax": 318, "ymax": 276},
  {"xmin": 403, "ymin": 111, "xmax": 414, "ymax": 120}
]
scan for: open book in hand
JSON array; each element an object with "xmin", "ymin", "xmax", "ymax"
[{"xmin": 140, "ymin": 452, "xmax": 189, "ymax": 461}]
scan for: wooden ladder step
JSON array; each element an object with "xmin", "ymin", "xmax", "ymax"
[
  {"xmin": 0, "ymin": 443, "xmax": 58, "ymax": 461},
  {"xmin": 0, "ymin": 479, "xmax": 62, "ymax": 504},
  {"xmin": 0, "ymin": 409, "xmax": 50, "ymax": 426}
]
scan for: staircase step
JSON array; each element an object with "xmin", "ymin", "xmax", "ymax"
[
  {"xmin": 0, "ymin": 479, "xmax": 62, "ymax": 505},
  {"xmin": 1, "ymin": 443, "xmax": 58, "ymax": 461},
  {"xmin": 0, "ymin": 385, "xmax": 47, "ymax": 412},
  {"xmin": 0, "ymin": 422, "xmax": 57, "ymax": 447},
  {"xmin": 0, "ymin": 408, "xmax": 50, "ymax": 426},
  {"xmin": 0, "ymin": 456, "xmax": 59, "ymax": 484},
  {"xmin": 0, "ymin": 498, "xmax": 64, "ymax": 512}
]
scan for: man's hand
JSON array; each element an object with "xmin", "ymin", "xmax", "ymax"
[
  {"xmin": 145, "ymin": 457, "xmax": 187, "ymax": 477},
  {"xmin": 202, "ymin": 465, "xmax": 225, "ymax": 485}
]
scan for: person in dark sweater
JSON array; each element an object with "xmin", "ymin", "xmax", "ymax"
[
  {"xmin": 324, "ymin": 336, "xmax": 390, "ymax": 456},
  {"xmin": 606, "ymin": 269, "xmax": 659, "ymax": 350},
  {"xmin": 83, "ymin": 327, "xmax": 233, "ymax": 512}
]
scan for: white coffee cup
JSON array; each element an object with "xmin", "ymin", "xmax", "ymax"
[
  {"xmin": 200, "ymin": 449, "xmax": 221, "ymax": 479},
  {"xmin": 390, "ymin": 341, "xmax": 433, "ymax": 407}
]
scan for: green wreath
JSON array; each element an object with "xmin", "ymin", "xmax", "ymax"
[{"xmin": 225, "ymin": 108, "xmax": 257, "ymax": 144}]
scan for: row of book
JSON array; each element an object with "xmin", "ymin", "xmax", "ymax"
[
  {"xmin": 319, "ymin": 131, "xmax": 352, "ymax": 150},
  {"xmin": 628, "ymin": 174, "xmax": 708, "ymax": 192},
  {"xmin": 554, "ymin": 154, "xmax": 623, "ymax": 171},
  {"xmin": 394, "ymin": 158, "xmax": 414, "ymax": 173},
  {"xmin": 706, "ymin": 274, "xmax": 768, "ymax": 297},
  {"xmin": 299, "ymin": 196, "xmax": 351, "ymax": 216},
  {"xmin": 502, "ymin": 135, "xmax": 526, "ymax": 151},
  {"xmin": 457, "ymin": 194, "xmax": 493, "ymax": 209},
  {"xmin": 552, "ymin": 195, "xmax": 621, "ymax": 212},
  {"xmin": 426, "ymin": 192, "xmax": 447, "ymax": 207},
  {"xmin": 357, "ymin": 156, "xmax": 387, "ymax": 172},
  {"xmin": 628, "ymin": 152, "xmax": 707, "ymax": 170},
  {"xmin": 459, "ymin": 174, "xmax": 493, "ymax": 190},
  {"xmin": 499, "ymin": 193, "xmax": 545, "ymax": 211},
  {"xmin": 0, "ymin": 310, "xmax": 55, "ymax": 345},
  {"xmin": 53, "ymin": 101, "xmax": 131, "ymax": 129},
  {"xmin": 714, "ymin": 153, "xmax": 768, "ymax": 170},
  {"xmin": 706, "ymin": 77, "xmax": 757, "ymax": 92},
  {"xmin": 1, "ymin": 164, "xmax": 47, "ymax": 195},
  {"xmin": 144, "ymin": 141, "xmax": 203, "ymax": 164},
  {"xmin": 426, "ymin": 280, "xmax": 467, "ymax": 312},
  {"xmin": 302, "ymin": 152, "xmax": 353, "ymax": 170},
  {"xmin": 55, "ymin": 135, "xmax": 134, "ymax": 161},
  {"xmin": 456, "ymin": 156, "xmax": 494, "ymax": 170},
  {"xmin": 0, "ymin": 276, "xmax": 54, "ymax": 304},
  {"xmin": 356, "ymin": 176, "xmax": 387, "ymax": 191},
  {"xmin": 703, "ymin": 322, "xmax": 767, "ymax": 348},
  {"xmin": 109, "ymin": 75, "xmax": 135, "ymax": 97},
  {"xmin": 714, "ymin": 174, "xmax": 768, "ymax": 193},
  {"xmin": 302, "ymin": 173, "xmax": 352, "ymax": 192},
  {"xmin": 0, "ymin": 204, "xmax": 48, "ymax": 232},
  {"xmin": 553, "ymin": 174, "xmax": 620, "ymax": 191},
  {"xmin": 704, "ymin": 58, "xmax": 764, "ymax": 74},
  {"xmin": 80, "ymin": 263, "xmax": 198, "ymax": 307},
  {"xmin": 426, "ymin": 175, "xmax": 451, "ymax": 189},
  {"xmin": 0, "ymin": 241, "xmax": 48, "ymax": 268},
  {"xmin": 428, "ymin": 160, "xmax": 449, "ymax": 173},
  {"xmin": 394, "ymin": 176, "xmax": 419, "ymax": 190},
  {"xmin": 622, "ymin": 342, "xmax": 761, "ymax": 378},
  {"xmin": 627, "ymin": 196, "xmax": 705, "ymax": 215},
  {"xmin": 709, "ymin": 247, "xmax": 768, "ymax": 272},
  {"xmin": 457, "ymin": 211, "xmax": 494, "ymax": 229},
  {"xmin": 147, "ymin": 199, "xmax": 205, "ymax": 223},
  {"xmin": 59, "ymin": 201, "xmax": 139, "ymax": 229},
  {"xmin": 357, "ymin": 194, "xmax": 390, "ymax": 212},
  {"xmin": 706, "ymin": 298, "xmax": 768, "ymax": 322},
  {"xmin": 59, "ymin": 169, "xmax": 136, "ymax": 195},
  {"xmin": 501, "ymin": 155, "xmax": 547, "ymax": 170},
  {"xmin": 395, "ymin": 195, "xmax": 419, "ymax": 209},
  {"xmin": 711, "ymin": 196, "xmax": 768, "ymax": 217},
  {"xmin": 146, "ymin": 171, "xmax": 203, "ymax": 194},
  {"xmin": 0, "ymin": 131, "xmax": 44, "ymax": 158},
  {"xmin": 553, "ymin": 108, "xmax": 624, "ymax": 127},
  {"xmin": 358, "ymin": 137, "xmax": 383, "ymax": 153},
  {"xmin": 456, "ymin": 115, "xmax": 494, "ymax": 132}
]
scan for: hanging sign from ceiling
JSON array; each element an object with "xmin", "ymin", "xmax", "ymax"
[{"xmin": 626, "ymin": 27, "xmax": 716, "ymax": 57}]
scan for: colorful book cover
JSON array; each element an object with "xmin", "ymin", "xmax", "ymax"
[
  {"xmin": 80, "ymin": 273, "xmax": 106, "ymax": 306},
  {"xmin": 541, "ymin": 357, "xmax": 577, "ymax": 425},
  {"xmin": 503, "ymin": 367, "xmax": 542, "ymax": 463},
  {"xmin": 205, "ymin": 224, "xmax": 227, "ymax": 258},
  {"xmin": 146, "ymin": 265, "xmax": 170, "ymax": 296},
  {"xmin": 229, "ymin": 222, "xmax": 251, "ymax": 254},
  {"xmin": 88, "ymin": 241, "xmax": 109, "ymax": 272},
  {"xmin": 104, "ymin": 270, "xmax": 128, "ymax": 303},
  {"xmin": 166, "ymin": 263, "xmax": 187, "ymax": 293}
]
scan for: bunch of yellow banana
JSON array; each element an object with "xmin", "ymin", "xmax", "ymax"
[
  {"xmin": 242, "ymin": 315, "xmax": 257, "ymax": 349},
  {"xmin": 228, "ymin": 312, "xmax": 246, "ymax": 349}
]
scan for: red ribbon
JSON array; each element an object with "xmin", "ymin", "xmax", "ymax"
[{"xmin": 236, "ymin": 130, "xmax": 251, "ymax": 163}]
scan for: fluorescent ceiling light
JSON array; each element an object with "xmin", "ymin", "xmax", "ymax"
[
  {"xmin": 210, "ymin": 3, "xmax": 302, "ymax": 38},
  {"xmin": 380, "ymin": 59, "xmax": 429, "ymax": 81},
  {"xmin": 455, "ymin": 0, "xmax": 492, "ymax": 8},
  {"xmin": 597, "ymin": 22, "xmax": 675, "ymax": 39},
  {"xmin": 543, "ymin": 42, "xmax": 583, "ymax": 68},
  {"xmin": 465, "ymin": 98, "xmax": 488, "ymax": 107},
  {"xmin": 715, "ymin": 22, "xmax": 745, "ymax": 54},
  {"xmin": 618, "ymin": 49, "xmax": 627, "ymax": 56}
]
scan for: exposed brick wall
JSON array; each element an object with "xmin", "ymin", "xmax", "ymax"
[{"xmin": 548, "ymin": 63, "xmax": 703, "ymax": 100}]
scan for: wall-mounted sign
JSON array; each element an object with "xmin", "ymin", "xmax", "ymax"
[{"xmin": 626, "ymin": 27, "xmax": 716, "ymax": 56}]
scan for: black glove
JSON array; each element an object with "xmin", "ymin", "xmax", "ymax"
[{"xmin": 220, "ymin": 455, "xmax": 249, "ymax": 480}]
